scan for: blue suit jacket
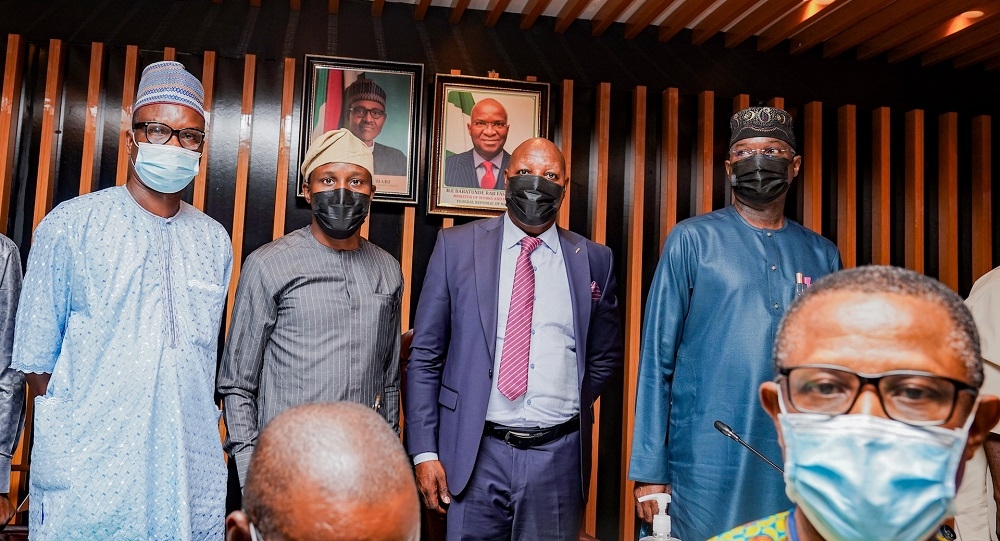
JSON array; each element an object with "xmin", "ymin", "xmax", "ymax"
[
  {"xmin": 405, "ymin": 215, "xmax": 623, "ymax": 497},
  {"xmin": 443, "ymin": 149, "xmax": 511, "ymax": 189}
]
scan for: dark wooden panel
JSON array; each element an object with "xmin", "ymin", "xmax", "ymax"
[
  {"xmin": 905, "ymin": 109, "xmax": 925, "ymax": 273},
  {"xmin": 0, "ymin": 34, "xmax": 24, "ymax": 236},
  {"xmin": 938, "ymin": 112, "xmax": 959, "ymax": 289},
  {"xmin": 79, "ymin": 42, "xmax": 103, "ymax": 196},
  {"xmin": 696, "ymin": 90, "xmax": 713, "ymax": 215},
  {"xmin": 872, "ymin": 107, "xmax": 891, "ymax": 265},
  {"xmin": 225, "ymin": 54, "xmax": 257, "ymax": 324},
  {"xmin": 971, "ymin": 115, "xmax": 992, "ymax": 282},
  {"xmin": 32, "ymin": 39, "xmax": 63, "ymax": 233},
  {"xmin": 618, "ymin": 84, "xmax": 645, "ymax": 541},
  {"xmin": 660, "ymin": 88, "xmax": 679, "ymax": 251},
  {"xmin": 803, "ymin": 101, "xmax": 822, "ymax": 233},
  {"xmin": 193, "ymin": 51, "xmax": 216, "ymax": 212},
  {"xmin": 837, "ymin": 104, "xmax": 856, "ymax": 267}
]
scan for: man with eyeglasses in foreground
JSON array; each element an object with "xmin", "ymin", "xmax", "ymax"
[
  {"xmin": 343, "ymin": 77, "xmax": 408, "ymax": 179},
  {"xmin": 630, "ymin": 106, "xmax": 842, "ymax": 541},
  {"xmin": 443, "ymin": 98, "xmax": 511, "ymax": 189},
  {"xmin": 708, "ymin": 265, "xmax": 1000, "ymax": 541},
  {"xmin": 224, "ymin": 402, "xmax": 419, "ymax": 541},
  {"xmin": 12, "ymin": 61, "xmax": 231, "ymax": 538}
]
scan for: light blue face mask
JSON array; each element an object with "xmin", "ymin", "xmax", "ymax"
[
  {"xmin": 778, "ymin": 390, "xmax": 976, "ymax": 541},
  {"xmin": 131, "ymin": 139, "xmax": 201, "ymax": 194}
]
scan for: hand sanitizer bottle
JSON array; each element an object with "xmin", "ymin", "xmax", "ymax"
[{"xmin": 637, "ymin": 493, "xmax": 681, "ymax": 541}]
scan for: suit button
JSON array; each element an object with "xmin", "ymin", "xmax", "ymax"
[{"xmin": 489, "ymin": 368, "xmax": 493, "ymax": 379}]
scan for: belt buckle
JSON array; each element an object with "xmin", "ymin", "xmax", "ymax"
[{"xmin": 504, "ymin": 430, "xmax": 533, "ymax": 448}]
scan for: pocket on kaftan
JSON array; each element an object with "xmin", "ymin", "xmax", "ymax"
[
  {"xmin": 184, "ymin": 279, "xmax": 228, "ymax": 350},
  {"xmin": 30, "ymin": 396, "xmax": 73, "ymax": 490}
]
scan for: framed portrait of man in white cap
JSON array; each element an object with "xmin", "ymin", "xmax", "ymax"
[{"xmin": 298, "ymin": 55, "xmax": 424, "ymax": 204}]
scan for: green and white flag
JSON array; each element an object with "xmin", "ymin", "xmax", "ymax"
[{"xmin": 444, "ymin": 90, "xmax": 475, "ymax": 158}]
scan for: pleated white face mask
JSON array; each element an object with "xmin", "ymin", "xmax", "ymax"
[
  {"xmin": 778, "ymin": 390, "xmax": 976, "ymax": 541},
  {"xmin": 131, "ymin": 140, "xmax": 201, "ymax": 194}
]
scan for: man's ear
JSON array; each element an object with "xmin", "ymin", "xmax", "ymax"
[
  {"xmin": 760, "ymin": 381, "xmax": 784, "ymax": 448},
  {"xmin": 225, "ymin": 511, "xmax": 253, "ymax": 541},
  {"xmin": 965, "ymin": 394, "xmax": 1000, "ymax": 462},
  {"xmin": 302, "ymin": 176, "xmax": 311, "ymax": 205},
  {"xmin": 790, "ymin": 155, "xmax": 802, "ymax": 179}
]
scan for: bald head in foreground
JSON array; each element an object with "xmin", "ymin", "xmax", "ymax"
[
  {"xmin": 709, "ymin": 266, "xmax": 1000, "ymax": 541},
  {"xmin": 225, "ymin": 402, "xmax": 420, "ymax": 541}
]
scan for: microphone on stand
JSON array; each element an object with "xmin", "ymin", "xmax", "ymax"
[{"xmin": 714, "ymin": 420, "xmax": 784, "ymax": 475}]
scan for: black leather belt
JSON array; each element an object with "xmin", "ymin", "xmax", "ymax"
[{"xmin": 484, "ymin": 415, "xmax": 580, "ymax": 449}]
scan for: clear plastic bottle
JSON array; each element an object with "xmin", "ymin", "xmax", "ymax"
[{"xmin": 637, "ymin": 493, "xmax": 682, "ymax": 541}]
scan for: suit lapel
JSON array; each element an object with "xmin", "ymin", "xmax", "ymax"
[
  {"xmin": 559, "ymin": 229, "xmax": 590, "ymax": 385},
  {"xmin": 475, "ymin": 217, "xmax": 504, "ymax": 361}
]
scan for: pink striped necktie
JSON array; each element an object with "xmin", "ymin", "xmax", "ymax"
[{"xmin": 497, "ymin": 236, "xmax": 544, "ymax": 401}]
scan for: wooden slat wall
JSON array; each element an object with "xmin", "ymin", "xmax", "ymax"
[
  {"xmin": 696, "ymin": 90, "xmax": 714, "ymax": 215},
  {"xmin": 193, "ymin": 51, "xmax": 217, "ymax": 212},
  {"xmin": 872, "ymin": 107, "xmax": 891, "ymax": 266},
  {"xmin": 837, "ymin": 105, "xmax": 856, "ymax": 267},
  {"xmin": 558, "ymin": 79, "xmax": 573, "ymax": 230},
  {"xmin": 226, "ymin": 54, "xmax": 257, "ymax": 322},
  {"xmin": 0, "ymin": 34, "xmax": 24, "ymax": 235},
  {"xmin": 587, "ymin": 81, "xmax": 610, "ymax": 538},
  {"xmin": 31, "ymin": 39, "xmax": 64, "ymax": 232},
  {"xmin": 114, "ymin": 45, "xmax": 139, "ymax": 186},
  {"xmin": 971, "ymin": 115, "xmax": 992, "ymax": 283},
  {"xmin": 618, "ymin": 85, "xmax": 645, "ymax": 541},
  {"xmin": 802, "ymin": 101, "xmax": 822, "ymax": 233},
  {"xmin": 3, "ymin": 33, "xmax": 999, "ymax": 534},
  {"xmin": 905, "ymin": 109, "xmax": 925, "ymax": 273},
  {"xmin": 938, "ymin": 112, "xmax": 959, "ymax": 290},
  {"xmin": 273, "ymin": 57, "xmax": 296, "ymax": 240},
  {"xmin": 79, "ymin": 43, "xmax": 104, "ymax": 195},
  {"xmin": 660, "ymin": 88, "xmax": 678, "ymax": 251}
]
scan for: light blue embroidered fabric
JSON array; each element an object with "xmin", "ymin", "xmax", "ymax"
[{"xmin": 12, "ymin": 185, "xmax": 232, "ymax": 540}]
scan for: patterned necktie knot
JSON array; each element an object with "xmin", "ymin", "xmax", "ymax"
[{"xmin": 520, "ymin": 236, "xmax": 543, "ymax": 254}]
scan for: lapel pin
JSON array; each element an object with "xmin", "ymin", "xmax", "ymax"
[{"xmin": 575, "ymin": 247, "xmax": 581, "ymax": 254}]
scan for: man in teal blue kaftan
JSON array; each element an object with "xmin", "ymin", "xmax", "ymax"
[{"xmin": 629, "ymin": 107, "xmax": 842, "ymax": 541}]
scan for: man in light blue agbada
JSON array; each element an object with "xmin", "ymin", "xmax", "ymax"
[
  {"xmin": 12, "ymin": 61, "xmax": 231, "ymax": 539},
  {"xmin": 630, "ymin": 107, "xmax": 842, "ymax": 541}
]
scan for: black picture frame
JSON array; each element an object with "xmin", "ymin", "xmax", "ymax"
[{"xmin": 298, "ymin": 55, "xmax": 424, "ymax": 204}]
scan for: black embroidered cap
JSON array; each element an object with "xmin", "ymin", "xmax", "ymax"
[{"xmin": 729, "ymin": 106, "xmax": 796, "ymax": 150}]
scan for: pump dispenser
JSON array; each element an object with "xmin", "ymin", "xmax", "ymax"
[{"xmin": 637, "ymin": 493, "xmax": 681, "ymax": 541}]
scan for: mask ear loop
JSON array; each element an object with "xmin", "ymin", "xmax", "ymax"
[
  {"xmin": 249, "ymin": 520, "xmax": 263, "ymax": 541},
  {"xmin": 776, "ymin": 381, "xmax": 789, "ymax": 415}
]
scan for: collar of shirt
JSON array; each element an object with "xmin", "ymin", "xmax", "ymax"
[
  {"xmin": 502, "ymin": 212, "xmax": 560, "ymax": 256},
  {"xmin": 473, "ymin": 150, "xmax": 505, "ymax": 174}
]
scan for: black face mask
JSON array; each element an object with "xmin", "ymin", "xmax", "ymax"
[
  {"xmin": 730, "ymin": 154, "xmax": 792, "ymax": 206},
  {"xmin": 311, "ymin": 188, "xmax": 370, "ymax": 240},
  {"xmin": 505, "ymin": 175, "xmax": 564, "ymax": 227}
]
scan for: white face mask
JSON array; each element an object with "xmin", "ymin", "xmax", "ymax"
[
  {"xmin": 130, "ymin": 137, "xmax": 201, "ymax": 194},
  {"xmin": 778, "ymin": 388, "xmax": 976, "ymax": 541}
]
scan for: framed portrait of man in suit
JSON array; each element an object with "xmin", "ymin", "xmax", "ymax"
[
  {"xmin": 429, "ymin": 74, "xmax": 549, "ymax": 217},
  {"xmin": 298, "ymin": 55, "xmax": 424, "ymax": 204}
]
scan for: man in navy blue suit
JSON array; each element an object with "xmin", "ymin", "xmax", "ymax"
[
  {"xmin": 443, "ymin": 98, "xmax": 511, "ymax": 190},
  {"xmin": 406, "ymin": 137, "xmax": 623, "ymax": 540}
]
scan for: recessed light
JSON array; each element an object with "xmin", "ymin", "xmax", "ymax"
[{"xmin": 962, "ymin": 10, "xmax": 985, "ymax": 18}]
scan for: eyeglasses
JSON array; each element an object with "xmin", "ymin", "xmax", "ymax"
[
  {"xmin": 779, "ymin": 364, "xmax": 977, "ymax": 426},
  {"xmin": 472, "ymin": 120, "xmax": 508, "ymax": 130},
  {"xmin": 349, "ymin": 106, "xmax": 385, "ymax": 119},
  {"xmin": 133, "ymin": 122, "xmax": 205, "ymax": 151},
  {"xmin": 730, "ymin": 147, "xmax": 793, "ymax": 159}
]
